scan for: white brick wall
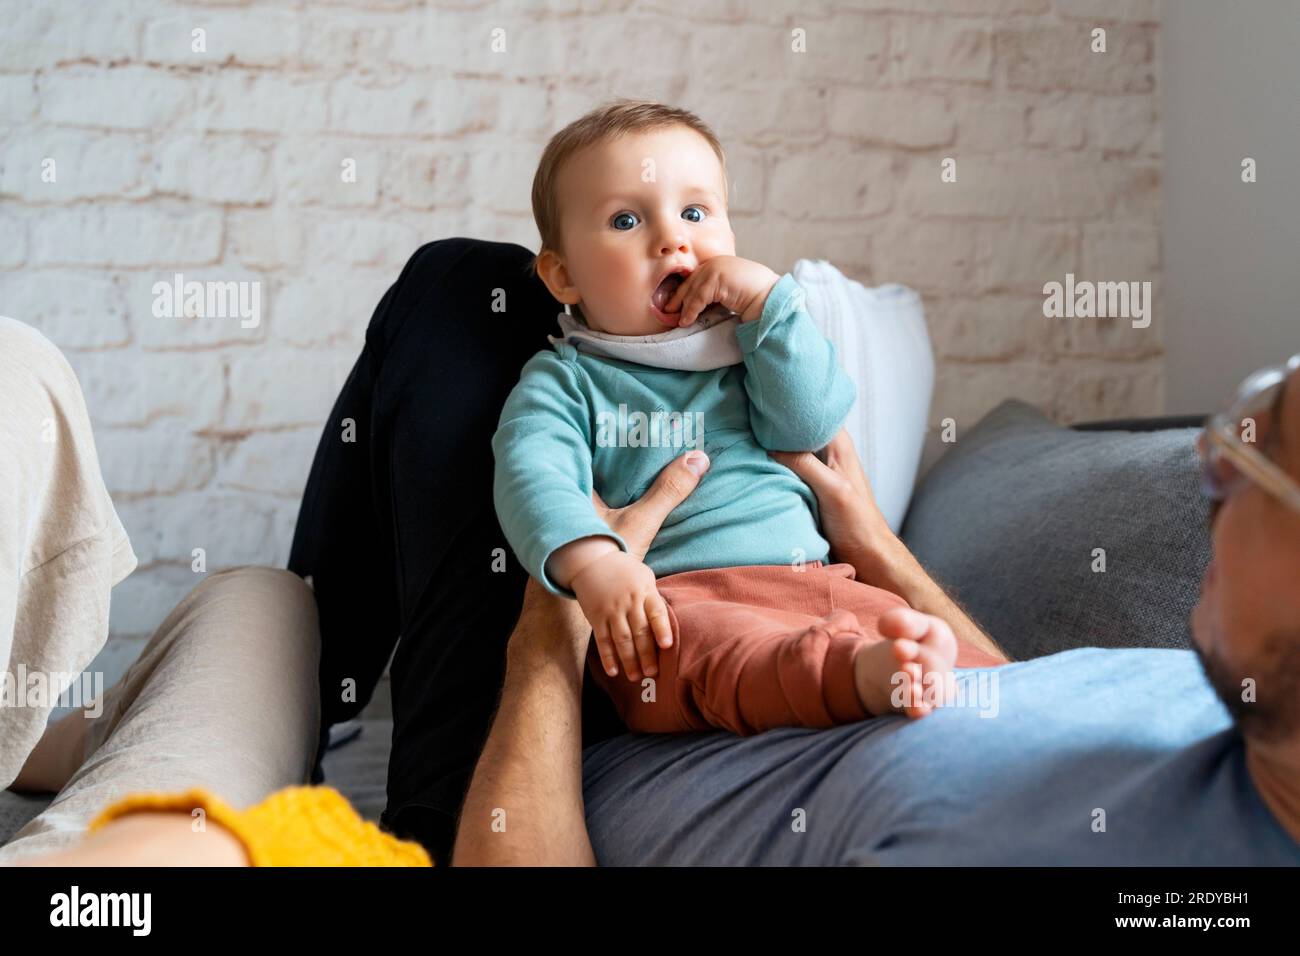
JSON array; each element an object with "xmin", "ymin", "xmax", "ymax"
[{"xmin": 0, "ymin": 0, "xmax": 1163, "ymax": 642}]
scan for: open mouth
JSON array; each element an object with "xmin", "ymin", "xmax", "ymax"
[{"xmin": 651, "ymin": 269, "xmax": 689, "ymax": 316}]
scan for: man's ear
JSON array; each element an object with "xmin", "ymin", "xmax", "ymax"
[{"xmin": 536, "ymin": 249, "xmax": 582, "ymax": 307}]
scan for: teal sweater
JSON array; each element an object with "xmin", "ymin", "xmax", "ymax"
[{"xmin": 492, "ymin": 273, "xmax": 856, "ymax": 596}]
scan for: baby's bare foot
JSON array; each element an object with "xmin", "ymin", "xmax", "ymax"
[{"xmin": 854, "ymin": 607, "xmax": 959, "ymax": 718}]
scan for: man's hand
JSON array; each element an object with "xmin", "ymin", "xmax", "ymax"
[
  {"xmin": 662, "ymin": 255, "xmax": 780, "ymax": 327},
  {"xmin": 571, "ymin": 551, "xmax": 672, "ymax": 681},
  {"xmin": 592, "ymin": 449, "xmax": 710, "ymax": 561}
]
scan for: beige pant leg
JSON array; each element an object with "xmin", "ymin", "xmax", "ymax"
[
  {"xmin": 0, "ymin": 317, "xmax": 138, "ymax": 791},
  {"xmin": 0, "ymin": 566, "xmax": 320, "ymax": 861}
]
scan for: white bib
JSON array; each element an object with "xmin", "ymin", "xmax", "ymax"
[{"xmin": 548, "ymin": 305, "xmax": 743, "ymax": 371}]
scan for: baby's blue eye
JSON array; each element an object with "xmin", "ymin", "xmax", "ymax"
[
  {"xmin": 682, "ymin": 206, "xmax": 705, "ymax": 223},
  {"xmin": 611, "ymin": 212, "xmax": 638, "ymax": 230}
]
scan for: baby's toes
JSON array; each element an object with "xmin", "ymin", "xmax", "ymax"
[
  {"xmin": 896, "ymin": 660, "xmax": 929, "ymax": 718},
  {"xmin": 913, "ymin": 648, "xmax": 957, "ymax": 708},
  {"xmin": 890, "ymin": 636, "xmax": 920, "ymax": 667},
  {"xmin": 917, "ymin": 621, "xmax": 959, "ymax": 666}
]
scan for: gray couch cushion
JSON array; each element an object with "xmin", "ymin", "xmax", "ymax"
[{"xmin": 901, "ymin": 400, "xmax": 1211, "ymax": 661}]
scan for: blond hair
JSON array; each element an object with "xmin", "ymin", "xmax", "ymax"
[{"xmin": 529, "ymin": 99, "xmax": 728, "ymax": 277}]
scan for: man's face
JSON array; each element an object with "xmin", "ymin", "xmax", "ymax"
[
  {"xmin": 540, "ymin": 125, "xmax": 736, "ymax": 336},
  {"xmin": 1191, "ymin": 366, "xmax": 1300, "ymax": 743}
]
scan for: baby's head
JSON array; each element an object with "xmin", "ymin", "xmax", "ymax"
[{"xmin": 531, "ymin": 100, "xmax": 736, "ymax": 336}]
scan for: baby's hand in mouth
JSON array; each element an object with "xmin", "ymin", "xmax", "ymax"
[{"xmin": 662, "ymin": 256, "xmax": 781, "ymax": 326}]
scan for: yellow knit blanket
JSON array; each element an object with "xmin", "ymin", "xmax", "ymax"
[{"xmin": 88, "ymin": 786, "xmax": 433, "ymax": 867}]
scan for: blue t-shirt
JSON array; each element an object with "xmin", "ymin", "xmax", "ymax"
[{"xmin": 582, "ymin": 648, "xmax": 1300, "ymax": 865}]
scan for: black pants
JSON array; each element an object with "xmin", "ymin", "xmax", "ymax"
[{"xmin": 288, "ymin": 237, "xmax": 624, "ymax": 863}]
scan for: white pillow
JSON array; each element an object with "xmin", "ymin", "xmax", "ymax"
[{"xmin": 792, "ymin": 259, "xmax": 935, "ymax": 533}]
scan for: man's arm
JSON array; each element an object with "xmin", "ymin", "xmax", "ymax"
[
  {"xmin": 771, "ymin": 432, "xmax": 1009, "ymax": 663},
  {"xmin": 451, "ymin": 449, "xmax": 710, "ymax": 866},
  {"xmin": 451, "ymin": 579, "xmax": 596, "ymax": 866},
  {"xmin": 850, "ymin": 533, "xmax": 1008, "ymax": 662}
]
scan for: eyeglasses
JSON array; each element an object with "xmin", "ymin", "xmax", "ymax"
[{"xmin": 1198, "ymin": 353, "xmax": 1300, "ymax": 515}]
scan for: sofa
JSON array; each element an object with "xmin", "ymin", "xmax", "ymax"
[{"xmin": 1, "ymin": 397, "xmax": 1209, "ymax": 846}]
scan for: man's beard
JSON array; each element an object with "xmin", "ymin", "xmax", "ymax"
[{"xmin": 1192, "ymin": 627, "xmax": 1300, "ymax": 745}]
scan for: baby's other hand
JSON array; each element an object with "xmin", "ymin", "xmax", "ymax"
[
  {"xmin": 571, "ymin": 551, "xmax": 673, "ymax": 681},
  {"xmin": 663, "ymin": 255, "xmax": 780, "ymax": 327}
]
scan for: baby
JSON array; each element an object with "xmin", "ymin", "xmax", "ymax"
[{"xmin": 493, "ymin": 100, "xmax": 965, "ymax": 735}]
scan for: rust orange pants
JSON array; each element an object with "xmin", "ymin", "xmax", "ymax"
[{"xmin": 586, "ymin": 562, "xmax": 1007, "ymax": 736}]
